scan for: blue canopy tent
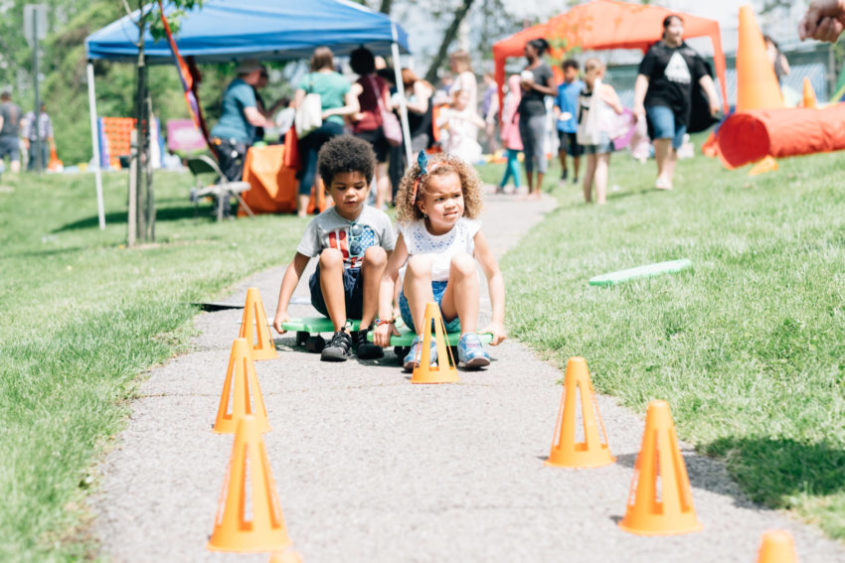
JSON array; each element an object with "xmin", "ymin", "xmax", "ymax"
[{"xmin": 84, "ymin": 0, "xmax": 412, "ymax": 228}]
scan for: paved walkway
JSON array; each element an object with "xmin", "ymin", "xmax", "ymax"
[{"xmin": 93, "ymin": 193, "xmax": 844, "ymax": 562}]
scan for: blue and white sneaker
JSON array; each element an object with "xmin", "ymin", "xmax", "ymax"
[
  {"xmin": 457, "ymin": 333, "xmax": 490, "ymax": 369},
  {"xmin": 403, "ymin": 337, "xmax": 437, "ymax": 372}
]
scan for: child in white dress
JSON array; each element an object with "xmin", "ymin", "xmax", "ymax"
[{"xmin": 373, "ymin": 152, "xmax": 507, "ymax": 371}]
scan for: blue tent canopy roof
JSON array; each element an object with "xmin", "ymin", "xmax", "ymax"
[{"xmin": 86, "ymin": 0, "xmax": 411, "ymax": 63}]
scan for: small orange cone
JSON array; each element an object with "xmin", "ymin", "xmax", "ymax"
[
  {"xmin": 756, "ymin": 530, "xmax": 798, "ymax": 563},
  {"xmin": 618, "ymin": 400, "xmax": 702, "ymax": 536},
  {"xmin": 411, "ymin": 302, "xmax": 459, "ymax": 384},
  {"xmin": 207, "ymin": 415, "xmax": 292, "ymax": 552},
  {"xmin": 239, "ymin": 287, "xmax": 278, "ymax": 360},
  {"xmin": 213, "ymin": 338, "xmax": 270, "ymax": 434},
  {"xmin": 306, "ymin": 177, "xmax": 327, "ymax": 214},
  {"xmin": 748, "ymin": 155, "xmax": 779, "ymax": 176},
  {"xmin": 546, "ymin": 357, "xmax": 615, "ymax": 468},
  {"xmin": 736, "ymin": 5, "xmax": 784, "ymax": 111},
  {"xmin": 801, "ymin": 78, "xmax": 818, "ymax": 109}
]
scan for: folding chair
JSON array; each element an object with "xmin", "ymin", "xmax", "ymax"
[{"xmin": 186, "ymin": 155, "xmax": 254, "ymax": 221}]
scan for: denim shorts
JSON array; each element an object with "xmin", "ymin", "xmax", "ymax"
[
  {"xmin": 580, "ymin": 132, "xmax": 615, "ymax": 155},
  {"xmin": 309, "ymin": 265, "xmax": 364, "ymax": 320},
  {"xmin": 0, "ymin": 136, "xmax": 20, "ymax": 160},
  {"xmin": 646, "ymin": 105, "xmax": 686, "ymax": 149},
  {"xmin": 399, "ymin": 281, "xmax": 461, "ymax": 334}
]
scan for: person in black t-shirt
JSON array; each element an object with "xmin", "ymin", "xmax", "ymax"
[
  {"xmin": 516, "ymin": 38, "xmax": 556, "ymax": 199},
  {"xmin": 633, "ymin": 14, "xmax": 720, "ymax": 191}
]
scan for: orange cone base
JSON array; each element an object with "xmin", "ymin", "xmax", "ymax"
[
  {"xmin": 618, "ymin": 517, "xmax": 702, "ymax": 537},
  {"xmin": 207, "ymin": 534, "xmax": 291, "ymax": 553},
  {"xmin": 545, "ymin": 445, "xmax": 615, "ymax": 468},
  {"xmin": 411, "ymin": 367, "xmax": 460, "ymax": 384},
  {"xmin": 269, "ymin": 548, "xmax": 303, "ymax": 563}
]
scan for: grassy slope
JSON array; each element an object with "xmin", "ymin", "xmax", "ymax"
[
  {"xmin": 478, "ymin": 144, "xmax": 844, "ymax": 539},
  {"xmin": 0, "ymin": 171, "xmax": 303, "ymax": 560}
]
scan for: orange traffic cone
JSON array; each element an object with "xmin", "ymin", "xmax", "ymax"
[
  {"xmin": 618, "ymin": 400, "xmax": 702, "ymax": 536},
  {"xmin": 748, "ymin": 155, "xmax": 779, "ymax": 176},
  {"xmin": 207, "ymin": 415, "xmax": 292, "ymax": 552},
  {"xmin": 411, "ymin": 302, "xmax": 459, "ymax": 384},
  {"xmin": 239, "ymin": 287, "xmax": 278, "ymax": 360},
  {"xmin": 756, "ymin": 530, "xmax": 798, "ymax": 563},
  {"xmin": 736, "ymin": 5, "xmax": 784, "ymax": 111},
  {"xmin": 306, "ymin": 177, "xmax": 327, "ymax": 214},
  {"xmin": 801, "ymin": 78, "xmax": 818, "ymax": 109},
  {"xmin": 213, "ymin": 338, "xmax": 270, "ymax": 434},
  {"xmin": 546, "ymin": 357, "xmax": 615, "ymax": 468}
]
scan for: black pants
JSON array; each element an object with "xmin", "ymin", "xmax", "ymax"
[{"xmin": 213, "ymin": 138, "xmax": 249, "ymax": 182}]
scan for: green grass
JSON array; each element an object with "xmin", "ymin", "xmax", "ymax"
[
  {"xmin": 479, "ymin": 141, "xmax": 844, "ymax": 538},
  {"xmin": 0, "ymin": 171, "xmax": 304, "ymax": 560}
]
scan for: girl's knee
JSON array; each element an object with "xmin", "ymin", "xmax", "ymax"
[
  {"xmin": 319, "ymin": 248, "xmax": 343, "ymax": 268},
  {"xmin": 450, "ymin": 253, "xmax": 476, "ymax": 277},
  {"xmin": 406, "ymin": 254, "xmax": 432, "ymax": 278},
  {"xmin": 363, "ymin": 246, "xmax": 387, "ymax": 267}
]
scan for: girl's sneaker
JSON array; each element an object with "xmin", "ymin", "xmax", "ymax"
[
  {"xmin": 457, "ymin": 333, "xmax": 490, "ymax": 369},
  {"xmin": 403, "ymin": 337, "xmax": 437, "ymax": 372}
]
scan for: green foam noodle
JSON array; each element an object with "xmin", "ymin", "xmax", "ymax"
[{"xmin": 588, "ymin": 259, "xmax": 692, "ymax": 286}]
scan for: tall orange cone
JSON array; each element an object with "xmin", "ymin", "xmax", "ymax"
[
  {"xmin": 756, "ymin": 530, "xmax": 798, "ymax": 563},
  {"xmin": 736, "ymin": 5, "xmax": 784, "ymax": 111},
  {"xmin": 618, "ymin": 400, "xmax": 702, "ymax": 536},
  {"xmin": 801, "ymin": 78, "xmax": 818, "ymax": 109},
  {"xmin": 239, "ymin": 287, "xmax": 278, "ymax": 360},
  {"xmin": 545, "ymin": 357, "xmax": 615, "ymax": 468},
  {"xmin": 411, "ymin": 302, "xmax": 459, "ymax": 384},
  {"xmin": 207, "ymin": 415, "xmax": 292, "ymax": 552},
  {"xmin": 213, "ymin": 338, "xmax": 270, "ymax": 434}
]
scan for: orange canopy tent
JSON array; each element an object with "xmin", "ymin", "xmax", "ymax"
[{"xmin": 492, "ymin": 0, "xmax": 729, "ymax": 121}]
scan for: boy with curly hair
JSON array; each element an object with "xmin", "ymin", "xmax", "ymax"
[{"xmin": 273, "ymin": 136, "xmax": 396, "ymax": 361}]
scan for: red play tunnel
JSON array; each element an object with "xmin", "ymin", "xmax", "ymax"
[{"xmin": 717, "ymin": 104, "xmax": 845, "ymax": 168}]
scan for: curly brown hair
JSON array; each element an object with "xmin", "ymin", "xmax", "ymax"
[{"xmin": 395, "ymin": 153, "xmax": 483, "ymax": 224}]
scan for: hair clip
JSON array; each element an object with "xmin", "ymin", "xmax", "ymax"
[{"xmin": 411, "ymin": 150, "xmax": 428, "ymax": 204}]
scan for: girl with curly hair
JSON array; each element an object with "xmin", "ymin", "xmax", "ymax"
[{"xmin": 373, "ymin": 152, "xmax": 507, "ymax": 372}]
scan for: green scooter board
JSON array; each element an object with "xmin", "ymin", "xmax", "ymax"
[
  {"xmin": 281, "ymin": 317, "xmax": 362, "ymax": 352},
  {"xmin": 588, "ymin": 259, "xmax": 692, "ymax": 287},
  {"xmin": 368, "ymin": 327, "xmax": 493, "ymax": 347}
]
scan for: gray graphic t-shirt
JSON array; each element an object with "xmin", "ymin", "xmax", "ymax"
[
  {"xmin": 297, "ymin": 205, "xmax": 396, "ymax": 269},
  {"xmin": 0, "ymin": 102, "xmax": 21, "ymax": 137}
]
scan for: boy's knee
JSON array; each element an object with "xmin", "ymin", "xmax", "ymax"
[
  {"xmin": 319, "ymin": 248, "xmax": 343, "ymax": 269},
  {"xmin": 363, "ymin": 246, "xmax": 387, "ymax": 268},
  {"xmin": 450, "ymin": 253, "xmax": 476, "ymax": 277},
  {"xmin": 406, "ymin": 254, "xmax": 432, "ymax": 277}
]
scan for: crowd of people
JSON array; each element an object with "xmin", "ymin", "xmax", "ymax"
[
  {"xmin": 0, "ymin": 91, "xmax": 56, "ymax": 179},
  {"xmin": 206, "ymin": 13, "xmax": 735, "ymax": 210}
]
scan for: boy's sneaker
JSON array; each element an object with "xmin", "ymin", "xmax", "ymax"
[
  {"xmin": 457, "ymin": 333, "xmax": 490, "ymax": 369},
  {"xmin": 403, "ymin": 337, "xmax": 437, "ymax": 372},
  {"xmin": 321, "ymin": 328, "xmax": 352, "ymax": 362},
  {"xmin": 561, "ymin": 169, "xmax": 568, "ymax": 181},
  {"xmin": 355, "ymin": 328, "xmax": 384, "ymax": 360},
  {"xmin": 572, "ymin": 176, "xmax": 579, "ymax": 185}
]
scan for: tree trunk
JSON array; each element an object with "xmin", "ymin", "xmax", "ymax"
[
  {"xmin": 131, "ymin": 0, "xmax": 154, "ymax": 244},
  {"xmin": 378, "ymin": 0, "xmax": 392, "ymax": 14},
  {"xmin": 424, "ymin": 0, "xmax": 476, "ymax": 85}
]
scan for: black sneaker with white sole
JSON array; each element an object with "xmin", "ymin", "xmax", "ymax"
[
  {"xmin": 354, "ymin": 327, "xmax": 384, "ymax": 360},
  {"xmin": 321, "ymin": 329, "xmax": 352, "ymax": 362}
]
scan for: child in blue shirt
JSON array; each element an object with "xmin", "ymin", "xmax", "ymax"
[{"xmin": 554, "ymin": 59, "xmax": 584, "ymax": 185}]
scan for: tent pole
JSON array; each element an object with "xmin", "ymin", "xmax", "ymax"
[
  {"xmin": 390, "ymin": 28, "xmax": 413, "ymax": 166},
  {"xmin": 87, "ymin": 61, "xmax": 106, "ymax": 230}
]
